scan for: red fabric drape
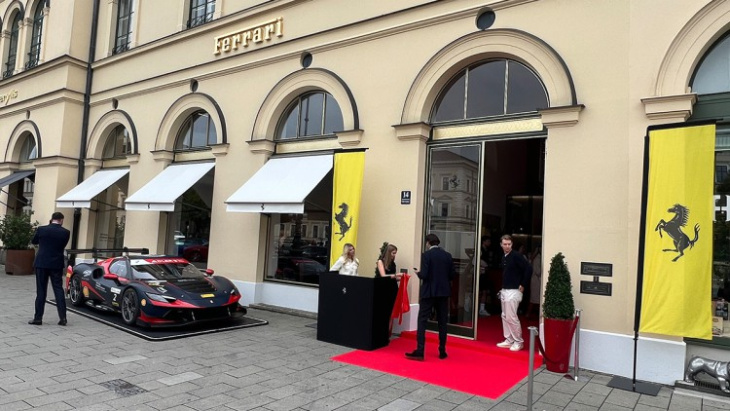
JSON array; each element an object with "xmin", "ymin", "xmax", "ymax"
[{"xmin": 391, "ymin": 274, "xmax": 411, "ymax": 324}]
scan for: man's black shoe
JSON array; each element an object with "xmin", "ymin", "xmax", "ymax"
[
  {"xmin": 58, "ymin": 319, "xmax": 67, "ymax": 326},
  {"xmin": 405, "ymin": 350, "xmax": 424, "ymax": 361},
  {"xmin": 439, "ymin": 352, "xmax": 448, "ymax": 360},
  {"xmin": 28, "ymin": 319, "xmax": 42, "ymax": 325}
]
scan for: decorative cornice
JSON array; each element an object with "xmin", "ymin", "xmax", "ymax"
[
  {"xmin": 539, "ymin": 104, "xmax": 584, "ymax": 128},
  {"xmin": 210, "ymin": 143, "xmax": 230, "ymax": 157},
  {"xmin": 0, "ymin": 163, "xmax": 18, "ymax": 173},
  {"xmin": 247, "ymin": 139, "xmax": 275, "ymax": 156},
  {"xmin": 336, "ymin": 129, "xmax": 364, "ymax": 147},
  {"xmin": 126, "ymin": 153, "xmax": 140, "ymax": 164},
  {"xmin": 33, "ymin": 156, "xmax": 78, "ymax": 168},
  {"xmin": 641, "ymin": 94, "xmax": 696, "ymax": 121},
  {"xmin": 393, "ymin": 122, "xmax": 430, "ymax": 142},
  {"xmin": 151, "ymin": 150, "xmax": 174, "ymax": 163}
]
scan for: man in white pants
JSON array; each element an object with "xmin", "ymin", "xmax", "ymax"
[{"xmin": 496, "ymin": 235, "xmax": 532, "ymax": 351}]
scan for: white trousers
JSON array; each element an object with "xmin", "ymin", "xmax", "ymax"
[{"xmin": 500, "ymin": 289, "xmax": 523, "ymax": 344}]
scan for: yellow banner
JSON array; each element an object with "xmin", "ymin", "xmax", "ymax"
[
  {"xmin": 329, "ymin": 151, "xmax": 365, "ymax": 265},
  {"xmin": 640, "ymin": 124, "xmax": 715, "ymax": 340}
]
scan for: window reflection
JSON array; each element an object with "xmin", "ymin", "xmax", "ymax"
[
  {"xmin": 713, "ymin": 128, "xmax": 730, "ymax": 337},
  {"xmin": 432, "ymin": 59, "xmax": 548, "ymax": 123},
  {"xmin": 276, "ymin": 92, "xmax": 343, "ymax": 140},
  {"xmin": 103, "ymin": 125, "xmax": 131, "ymax": 159},
  {"xmin": 168, "ymin": 169, "xmax": 214, "ymax": 269},
  {"xmin": 693, "ymin": 35, "xmax": 730, "ymax": 94},
  {"xmin": 266, "ymin": 170, "xmax": 332, "ymax": 285},
  {"xmin": 20, "ymin": 135, "xmax": 37, "ymax": 162},
  {"xmin": 175, "ymin": 111, "xmax": 217, "ymax": 150}
]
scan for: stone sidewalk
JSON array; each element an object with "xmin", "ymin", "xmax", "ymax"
[{"xmin": 0, "ymin": 271, "xmax": 729, "ymax": 410}]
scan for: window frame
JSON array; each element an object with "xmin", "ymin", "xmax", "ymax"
[
  {"xmin": 4, "ymin": 13, "xmax": 21, "ymax": 79},
  {"xmin": 113, "ymin": 0, "xmax": 134, "ymax": 55},
  {"xmin": 174, "ymin": 111, "xmax": 217, "ymax": 151},
  {"xmin": 275, "ymin": 91, "xmax": 344, "ymax": 141},
  {"xmin": 187, "ymin": 0, "xmax": 215, "ymax": 29},
  {"xmin": 25, "ymin": 2, "xmax": 45, "ymax": 70}
]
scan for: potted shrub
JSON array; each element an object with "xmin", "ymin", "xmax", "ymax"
[
  {"xmin": 542, "ymin": 252, "xmax": 576, "ymax": 373},
  {"xmin": 0, "ymin": 211, "xmax": 39, "ymax": 275}
]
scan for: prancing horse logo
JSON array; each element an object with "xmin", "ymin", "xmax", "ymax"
[
  {"xmin": 334, "ymin": 202, "xmax": 352, "ymax": 241},
  {"xmin": 654, "ymin": 203, "xmax": 700, "ymax": 262}
]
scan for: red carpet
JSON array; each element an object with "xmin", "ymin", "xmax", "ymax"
[{"xmin": 332, "ymin": 315, "xmax": 542, "ymax": 399}]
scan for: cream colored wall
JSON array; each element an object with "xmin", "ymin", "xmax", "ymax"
[{"xmin": 11, "ymin": 0, "xmax": 719, "ymax": 340}]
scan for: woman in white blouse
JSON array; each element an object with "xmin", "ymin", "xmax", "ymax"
[{"xmin": 330, "ymin": 243, "xmax": 359, "ymax": 275}]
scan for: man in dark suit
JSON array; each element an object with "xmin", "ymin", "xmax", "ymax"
[
  {"xmin": 28, "ymin": 212, "xmax": 70, "ymax": 326},
  {"xmin": 406, "ymin": 233, "xmax": 454, "ymax": 361}
]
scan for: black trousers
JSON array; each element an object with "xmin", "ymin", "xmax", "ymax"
[
  {"xmin": 416, "ymin": 296, "xmax": 449, "ymax": 353},
  {"xmin": 34, "ymin": 268, "xmax": 66, "ymax": 321}
]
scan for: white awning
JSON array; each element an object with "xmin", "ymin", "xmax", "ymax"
[
  {"xmin": 226, "ymin": 154, "xmax": 333, "ymax": 213},
  {"xmin": 125, "ymin": 162, "xmax": 215, "ymax": 212},
  {"xmin": 0, "ymin": 170, "xmax": 34, "ymax": 188},
  {"xmin": 56, "ymin": 169, "xmax": 129, "ymax": 208}
]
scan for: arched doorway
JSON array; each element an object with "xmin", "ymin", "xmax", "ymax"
[{"xmin": 424, "ymin": 59, "xmax": 547, "ymax": 340}]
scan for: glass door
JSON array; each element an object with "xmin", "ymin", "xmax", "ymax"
[{"xmin": 425, "ymin": 144, "xmax": 481, "ymax": 338}]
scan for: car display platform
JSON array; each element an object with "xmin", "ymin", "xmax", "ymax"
[{"xmin": 47, "ymin": 299, "xmax": 268, "ymax": 341}]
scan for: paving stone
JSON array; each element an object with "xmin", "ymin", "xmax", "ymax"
[
  {"xmin": 378, "ymin": 398, "xmax": 421, "ymax": 411},
  {"xmin": 158, "ymin": 371, "xmax": 204, "ymax": 386}
]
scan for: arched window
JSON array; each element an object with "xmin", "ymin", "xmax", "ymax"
[
  {"xmin": 102, "ymin": 125, "xmax": 131, "ymax": 159},
  {"xmin": 175, "ymin": 111, "xmax": 217, "ymax": 150},
  {"xmin": 692, "ymin": 34, "xmax": 730, "ymax": 94},
  {"xmin": 276, "ymin": 91, "xmax": 344, "ymax": 140},
  {"xmin": 26, "ymin": 2, "xmax": 45, "ymax": 69},
  {"xmin": 3, "ymin": 12, "xmax": 21, "ymax": 79},
  {"xmin": 431, "ymin": 59, "xmax": 548, "ymax": 123},
  {"xmin": 19, "ymin": 135, "xmax": 37, "ymax": 163}
]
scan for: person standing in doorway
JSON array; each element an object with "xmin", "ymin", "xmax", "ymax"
[
  {"xmin": 406, "ymin": 233, "xmax": 454, "ymax": 361},
  {"xmin": 496, "ymin": 234, "xmax": 532, "ymax": 351},
  {"xmin": 28, "ymin": 212, "xmax": 71, "ymax": 326}
]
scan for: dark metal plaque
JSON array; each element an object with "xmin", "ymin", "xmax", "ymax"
[
  {"xmin": 581, "ymin": 262, "xmax": 612, "ymax": 277},
  {"xmin": 580, "ymin": 280, "xmax": 612, "ymax": 296}
]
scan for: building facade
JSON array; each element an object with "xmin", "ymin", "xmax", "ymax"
[{"xmin": 4, "ymin": 0, "xmax": 730, "ymax": 385}]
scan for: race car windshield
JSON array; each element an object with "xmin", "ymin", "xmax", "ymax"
[{"xmin": 131, "ymin": 263, "xmax": 205, "ymax": 281}]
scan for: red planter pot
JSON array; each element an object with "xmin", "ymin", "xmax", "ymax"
[{"xmin": 543, "ymin": 317, "xmax": 576, "ymax": 373}]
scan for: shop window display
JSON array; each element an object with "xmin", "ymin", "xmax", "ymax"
[{"xmin": 265, "ymin": 170, "xmax": 332, "ymax": 285}]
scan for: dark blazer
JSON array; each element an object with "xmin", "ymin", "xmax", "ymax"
[
  {"xmin": 418, "ymin": 246, "xmax": 455, "ymax": 298},
  {"xmin": 31, "ymin": 223, "xmax": 70, "ymax": 270}
]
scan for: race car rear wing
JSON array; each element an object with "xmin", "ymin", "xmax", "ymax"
[{"xmin": 66, "ymin": 247, "xmax": 150, "ymax": 262}]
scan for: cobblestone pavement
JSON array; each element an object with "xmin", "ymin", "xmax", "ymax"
[{"xmin": 1, "ymin": 271, "xmax": 729, "ymax": 410}]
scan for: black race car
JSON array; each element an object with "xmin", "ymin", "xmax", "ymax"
[{"xmin": 65, "ymin": 251, "xmax": 246, "ymax": 328}]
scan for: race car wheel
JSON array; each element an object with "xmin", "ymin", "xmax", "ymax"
[
  {"xmin": 68, "ymin": 275, "xmax": 85, "ymax": 307},
  {"xmin": 121, "ymin": 289, "xmax": 140, "ymax": 326}
]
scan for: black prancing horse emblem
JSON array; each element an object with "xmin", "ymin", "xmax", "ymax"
[{"xmin": 654, "ymin": 203, "xmax": 700, "ymax": 262}]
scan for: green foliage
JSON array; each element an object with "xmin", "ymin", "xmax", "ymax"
[
  {"xmin": 542, "ymin": 252, "xmax": 575, "ymax": 320},
  {"xmin": 0, "ymin": 211, "xmax": 39, "ymax": 250}
]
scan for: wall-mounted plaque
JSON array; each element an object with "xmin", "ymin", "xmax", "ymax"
[
  {"xmin": 581, "ymin": 262, "xmax": 612, "ymax": 277},
  {"xmin": 580, "ymin": 280, "xmax": 612, "ymax": 296}
]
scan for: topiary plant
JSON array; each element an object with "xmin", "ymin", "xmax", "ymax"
[
  {"xmin": 543, "ymin": 252, "xmax": 575, "ymax": 320},
  {"xmin": 0, "ymin": 211, "xmax": 39, "ymax": 250}
]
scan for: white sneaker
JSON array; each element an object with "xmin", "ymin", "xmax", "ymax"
[
  {"xmin": 478, "ymin": 309, "xmax": 490, "ymax": 317},
  {"xmin": 496, "ymin": 340, "xmax": 513, "ymax": 348},
  {"xmin": 510, "ymin": 342, "xmax": 524, "ymax": 351}
]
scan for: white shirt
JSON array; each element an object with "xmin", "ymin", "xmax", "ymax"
[{"xmin": 330, "ymin": 256, "xmax": 359, "ymax": 276}]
